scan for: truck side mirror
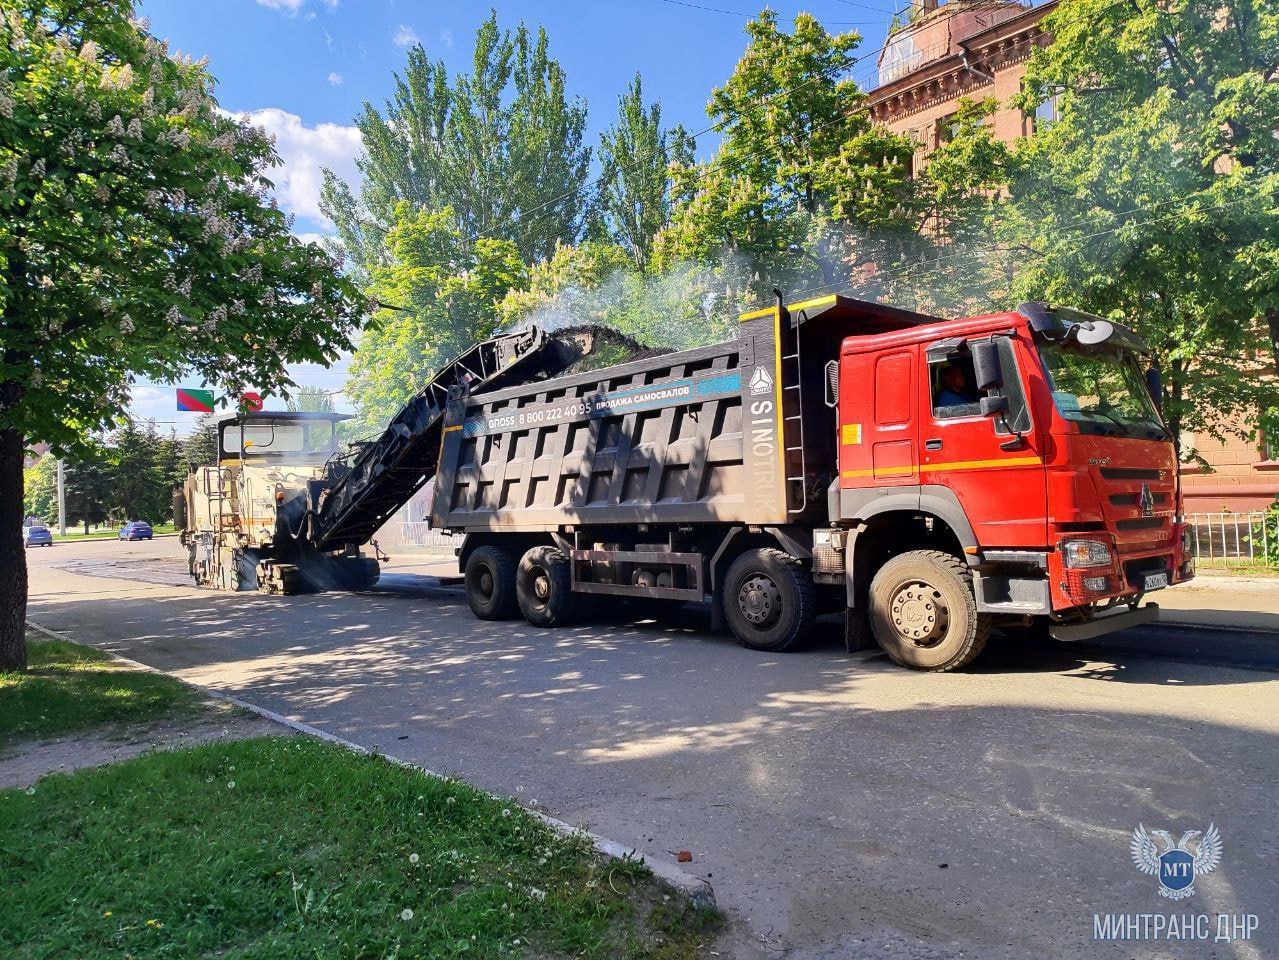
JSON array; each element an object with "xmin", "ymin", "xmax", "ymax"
[
  {"xmin": 980, "ymin": 395, "xmax": 1008, "ymax": 417},
  {"xmin": 971, "ymin": 340, "xmax": 1003, "ymax": 392},
  {"xmin": 1144, "ymin": 366, "xmax": 1163, "ymax": 411},
  {"xmin": 824, "ymin": 360, "xmax": 838, "ymax": 408}
]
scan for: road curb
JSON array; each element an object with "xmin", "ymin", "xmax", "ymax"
[
  {"xmin": 1158, "ymin": 618, "xmax": 1279, "ymax": 637},
  {"xmin": 24, "ymin": 619, "xmax": 716, "ymax": 909}
]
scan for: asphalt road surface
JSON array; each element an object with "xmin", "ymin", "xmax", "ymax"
[{"xmin": 25, "ymin": 538, "xmax": 1279, "ymax": 959}]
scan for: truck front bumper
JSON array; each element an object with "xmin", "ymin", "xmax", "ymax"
[{"xmin": 1049, "ymin": 603, "xmax": 1158, "ymax": 641}]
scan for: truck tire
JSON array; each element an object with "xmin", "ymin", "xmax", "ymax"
[
  {"xmin": 869, "ymin": 549, "xmax": 990, "ymax": 671},
  {"xmin": 466, "ymin": 545, "xmax": 518, "ymax": 620},
  {"xmin": 516, "ymin": 546, "xmax": 574, "ymax": 627},
  {"xmin": 722, "ymin": 548, "xmax": 816, "ymax": 652}
]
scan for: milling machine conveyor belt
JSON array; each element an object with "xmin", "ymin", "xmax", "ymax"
[{"xmin": 307, "ymin": 327, "xmax": 557, "ymax": 552}]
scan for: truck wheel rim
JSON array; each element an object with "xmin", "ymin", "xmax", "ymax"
[
  {"xmin": 738, "ymin": 574, "xmax": 782, "ymax": 628},
  {"xmin": 889, "ymin": 580, "xmax": 948, "ymax": 647},
  {"xmin": 477, "ymin": 569, "xmax": 494, "ymax": 597}
]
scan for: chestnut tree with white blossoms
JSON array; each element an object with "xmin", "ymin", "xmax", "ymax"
[{"xmin": 0, "ymin": 2, "xmax": 368, "ymax": 670}]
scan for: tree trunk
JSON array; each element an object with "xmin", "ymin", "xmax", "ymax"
[{"xmin": 0, "ymin": 428, "xmax": 28, "ymax": 672}]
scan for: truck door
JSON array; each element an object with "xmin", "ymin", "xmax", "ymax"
[
  {"xmin": 920, "ymin": 334, "xmax": 1046, "ymax": 548},
  {"xmin": 839, "ymin": 346, "xmax": 919, "ymax": 489}
]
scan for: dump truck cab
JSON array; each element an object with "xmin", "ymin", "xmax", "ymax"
[{"xmin": 828, "ymin": 299, "xmax": 1189, "ymax": 667}]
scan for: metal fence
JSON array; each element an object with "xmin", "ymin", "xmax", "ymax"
[
  {"xmin": 373, "ymin": 521, "xmax": 459, "ymax": 553},
  {"xmin": 1187, "ymin": 511, "xmax": 1279, "ymax": 568}
]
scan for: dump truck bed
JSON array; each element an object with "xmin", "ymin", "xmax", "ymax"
[{"xmin": 432, "ymin": 309, "xmax": 828, "ymax": 531}]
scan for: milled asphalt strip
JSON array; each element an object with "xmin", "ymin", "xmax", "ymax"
[{"xmin": 24, "ymin": 618, "xmax": 716, "ymax": 908}]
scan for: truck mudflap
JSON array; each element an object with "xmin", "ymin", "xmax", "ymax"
[{"xmin": 1049, "ymin": 602, "xmax": 1158, "ymax": 641}]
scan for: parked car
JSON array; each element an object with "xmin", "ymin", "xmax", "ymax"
[
  {"xmin": 118, "ymin": 521, "xmax": 154, "ymax": 541},
  {"xmin": 23, "ymin": 524, "xmax": 53, "ymax": 548}
]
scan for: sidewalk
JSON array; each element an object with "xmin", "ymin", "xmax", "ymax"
[{"xmin": 1156, "ymin": 573, "xmax": 1279, "ymax": 633}]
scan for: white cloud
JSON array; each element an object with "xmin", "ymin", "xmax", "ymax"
[
  {"xmin": 439, "ymin": 28, "xmax": 454, "ymax": 48},
  {"xmin": 255, "ymin": 0, "xmax": 338, "ymax": 12},
  {"xmin": 393, "ymin": 24, "xmax": 420, "ymax": 48},
  {"xmin": 327, "ymin": 71, "xmax": 343, "ymax": 86},
  {"xmin": 225, "ymin": 108, "xmax": 363, "ymax": 229}
]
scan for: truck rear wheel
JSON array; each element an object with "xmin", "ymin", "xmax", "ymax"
[
  {"xmin": 465, "ymin": 545, "xmax": 518, "ymax": 620},
  {"xmin": 516, "ymin": 546, "xmax": 573, "ymax": 627},
  {"xmin": 869, "ymin": 549, "xmax": 989, "ymax": 671},
  {"xmin": 722, "ymin": 548, "xmax": 816, "ymax": 652}
]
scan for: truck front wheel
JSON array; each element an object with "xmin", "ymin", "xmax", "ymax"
[
  {"xmin": 722, "ymin": 548, "xmax": 816, "ymax": 652},
  {"xmin": 516, "ymin": 546, "xmax": 574, "ymax": 627},
  {"xmin": 869, "ymin": 549, "xmax": 989, "ymax": 671},
  {"xmin": 466, "ymin": 545, "xmax": 519, "ymax": 620}
]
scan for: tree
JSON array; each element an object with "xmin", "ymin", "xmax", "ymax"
[
  {"xmin": 287, "ymin": 385, "xmax": 335, "ymax": 414},
  {"xmin": 22, "ymin": 454, "xmax": 56, "ymax": 522},
  {"xmin": 61, "ymin": 451, "xmax": 112, "ymax": 534},
  {"xmin": 181, "ymin": 413, "xmax": 219, "ymax": 475},
  {"xmin": 345, "ymin": 203, "xmax": 525, "ymax": 435},
  {"xmin": 498, "ymin": 240, "xmax": 746, "ymax": 351},
  {"xmin": 593, "ymin": 74, "xmax": 693, "ymax": 270},
  {"xmin": 0, "ymin": 3, "xmax": 367, "ymax": 670},
  {"xmin": 655, "ymin": 12, "xmax": 918, "ymax": 298},
  {"xmin": 320, "ymin": 12, "xmax": 591, "ymax": 273},
  {"xmin": 1006, "ymin": 0, "xmax": 1279, "ymax": 445}
]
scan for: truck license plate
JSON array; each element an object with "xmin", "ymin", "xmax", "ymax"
[{"xmin": 1143, "ymin": 572, "xmax": 1169, "ymax": 591}]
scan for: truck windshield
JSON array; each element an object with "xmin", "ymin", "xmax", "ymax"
[{"xmin": 1039, "ymin": 341, "xmax": 1168, "ymax": 440}]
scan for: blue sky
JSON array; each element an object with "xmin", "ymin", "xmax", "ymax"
[{"xmin": 129, "ymin": 0, "xmax": 902, "ymax": 430}]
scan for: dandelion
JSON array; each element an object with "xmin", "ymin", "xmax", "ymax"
[
  {"xmin": 226, "ymin": 780, "xmax": 235, "ymax": 789},
  {"xmin": 502, "ymin": 808, "xmax": 511, "ymax": 817},
  {"xmin": 408, "ymin": 853, "xmax": 419, "ymax": 864},
  {"xmin": 24, "ymin": 786, "xmax": 34, "ymax": 795},
  {"xmin": 528, "ymin": 887, "xmax": 546, "ymax": 901},
  {"xmin": 400, "ymin": 908, "xmax": 414, "ymax": 921},
  {"xmin": 103, "ymin": 911, "xmax": 112, "ymax": 918},
  {"xmin": 145, "ymin": 918, "xmax": 163, "ymax": 928}
]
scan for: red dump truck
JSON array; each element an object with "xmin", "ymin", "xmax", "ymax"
[{"xmin": 428, "ymin": 295, "xmax": 1191, "ymax": 670}]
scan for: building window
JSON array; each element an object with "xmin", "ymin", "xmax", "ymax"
[
  {"xmin": 1029, "ymin": 94, "xmax": 1058, "ymax": 133},
  {"xmin": 1261, "ymin": 432, "xmax": 1279, "ymax": 464}
]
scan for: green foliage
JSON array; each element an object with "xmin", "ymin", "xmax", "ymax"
[
  {"xmin": 320, "ymin": 11, "xmax": 590, "ymax": 273},
  {"xmin": 593, "ymin": 73, "xmax": 693, "ymax": 270},
  {"xmin": 1005, "ymin": 0, "xmax": 1279, "ymax": 442},
  {"xmin": 0, "ymin": 735, "xmax": 722, "ymax": 958},
  {"xmin": 656, "ymin": 12, "xmax": 919, "ymax": 297},
  {"xmin": 0, "ymin": 632, "xmax": 201, "ymax": 740},
  {"xmin": 21, "ymin": 455, "xmax": 55, "ymax": 521},
  {"xmin": 346, "ymin": 204, "xmax": 526, "ymax": 436},
  {"xmin": 286, "ymin": 385, "xmax": 336, "ymax": 414},
  {"xmin": 0, "ymin": 2, "xmax": 367, "ymax": 456},
  {"xmin": 498, "ymin": 241, "xmax": 745, "ymax": 351}
]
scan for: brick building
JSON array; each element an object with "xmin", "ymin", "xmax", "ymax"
[{"xmin": 865, "ymin": 0, "xmax": 1279, "ymax": 512}]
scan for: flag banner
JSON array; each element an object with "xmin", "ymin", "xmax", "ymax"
[{"xmin": 176, "ymin": 388, "xmax": 216, "ymax": 412}]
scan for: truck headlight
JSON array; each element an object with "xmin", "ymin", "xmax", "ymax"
[{"xmin": 1061, "ymin": 539, "xmax": 1112, "ymax": 568}]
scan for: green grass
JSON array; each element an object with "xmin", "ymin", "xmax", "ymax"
[
  {"xmin": 0, "ymin": 736, "xmax": 720, "ymax": 959},
  {"xmin": 47, "ymin": 522, "xmax": 176, "ymax": 542},
  {"xmin": 0, "ymin": 634, "xmax": 202, "ymax": 743}
]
